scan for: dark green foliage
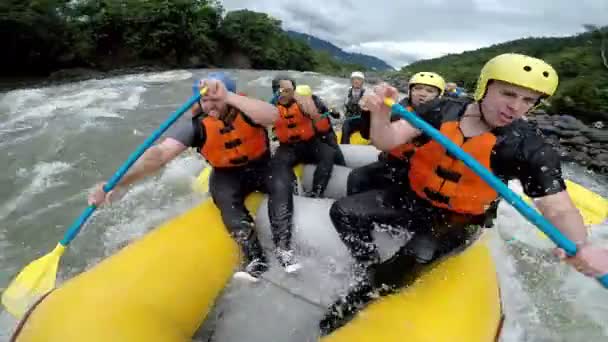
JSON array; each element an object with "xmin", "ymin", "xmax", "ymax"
[{"xmin": 0, "ymin": 2, "xmax": 360, "ymax": 77}]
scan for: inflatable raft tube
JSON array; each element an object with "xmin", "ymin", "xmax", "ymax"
[
  {"xmin": 12, "ymin": 195, "xmax": 258, "ymax": 341},
  {"xmin": 13, "ymin": 174, "xmax": 502, "ymax": 341}
]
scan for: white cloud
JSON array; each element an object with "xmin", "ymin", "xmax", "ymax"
[{"xmin": 220, "ymin": 0, "xmax": 608, "ymax": 68}]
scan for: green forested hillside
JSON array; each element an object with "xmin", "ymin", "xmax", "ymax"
[
  {"xmin": 399, "ymin": 26, "xmax": 608, "ymax": 121},
  {"xmin": 1, "ymin": 0, "xmax": 365, "ymax": 81}
]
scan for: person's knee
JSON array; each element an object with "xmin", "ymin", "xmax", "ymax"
[
  {"xmin": 330, "ymin": 199, "xmax": 355, "ymax": 230},
  {"xmin": 268, "ymin": 168, "xmax": 295, "ymax": 193},
  {"xmin": 347, "ymin": 172, "xmax": 366, "ymax": 196},
  {"xmin": 405, "ymin": 234, "xmax": 440, "ymax": 264},
  {"xmin": 318, "ymin": 146, "xmax": 338, "ymax": 165},
  {"xmin": 348, "ymin": 167, "xmax": 368, "ymax": 186}
]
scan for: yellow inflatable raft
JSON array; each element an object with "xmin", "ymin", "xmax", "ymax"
[
  {"xmin": 18, "ymin": 136, "xmax": 605, "ymax": 341},
  {"xmin": 12, "ymin": 194, "xmax": 503, "ymax": 342}
]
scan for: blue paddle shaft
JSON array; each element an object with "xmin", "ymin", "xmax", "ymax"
[
  {"xmin": 59, "ymin": 94, "xmax": 201, "ymax": 246},
  {"xmin": 390, "ymin": 103, "xmax": 608, "ymax": 288}
]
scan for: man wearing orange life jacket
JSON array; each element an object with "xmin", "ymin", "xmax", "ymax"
[
  {"xmin": 321, "ymin": 54, "xmax": 608, "ymax": 334},
  {"xmin": 346, "ymin": 72, "xmax": 446, "ymax": 195},
  {"xmin": 88, "ymin": 72, "xmax": 279, "ymax": 282},
  {"xmin": 297, "ymin": 84, "xmax": 346, "ymax": 166},
  {"xmin": 271, "ymin": 76, "xmax": 343, "ymax": 165},
  {"xmin": 267, "ymin": 77, "xmax": 340, "ymax": 272}
]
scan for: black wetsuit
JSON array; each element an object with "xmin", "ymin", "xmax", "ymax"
[
  {"xmin": 267, "ymin": 100, "xmax": 339, "ymax": 256},
  {"xmin": 166, "ymin": 113, "xmax": 270, "ymax": 269},
  {"xmin": 321, "ymin": 98, "xmax": 566, "ymax": 334}
]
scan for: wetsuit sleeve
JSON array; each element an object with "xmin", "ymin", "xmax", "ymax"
[
  {"xmin": 166, "ymin": 117, "xmax": 204, "ymax": 147},
  {"xmin": 312, "ymin": 95, "xmax": 329, "ymax": 114},
  {"xmin": 492, "ymin": 126, "xmax": 566, "ymax": 198},
  {"xmin": 517, "ymin": 135, "xmax": 566, "ymax": 197}
]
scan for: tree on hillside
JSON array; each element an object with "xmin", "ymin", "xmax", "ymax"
[
  {"xmin": 218, "ymin": 9, "xmax": 317, "ymax": 70},
  {"xmin": 1, "ymin": 0, "xmax": 74, "ymax": 76},
  {"xmin": 584, "ymin": 24, "xmax": 608, "ymax": 70}
]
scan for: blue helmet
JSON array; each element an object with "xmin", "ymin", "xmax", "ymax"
[{"xmin": 192, "ymin": 72, "xmax": 237, "ymax": 96}]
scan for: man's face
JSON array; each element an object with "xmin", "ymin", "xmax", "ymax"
[
  {"xmin": 480, "ymin": 80, "xmax": 542, "ymax": 127},
  {"xmin": 278, "ymin": 80, "xmax": 295, "ymax": 104}
]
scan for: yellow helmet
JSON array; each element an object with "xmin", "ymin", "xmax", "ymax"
[
  {"xmin": 474, "ymin": 53, "xmax": 558, "ymax": 101},
  {"xmin": 295, "ymin": 84, "xmax": 312, "ymax": 96},
  {"xmin": 409, "ymin": 72, "xmax": 446, "ymax": 96}
]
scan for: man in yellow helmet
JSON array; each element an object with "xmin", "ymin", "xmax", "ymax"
[
  {"xmin": 321, "ymin": 53, "xmax": 608, "ymax": 333},
  {"xmin": 346, "ymin": 72, "xmax": 445, "ymax": 195}
]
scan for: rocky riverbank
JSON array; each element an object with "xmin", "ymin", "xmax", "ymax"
[{"xmin": 528, "ymin": 114, "xmax": 608, "ymax": 176}]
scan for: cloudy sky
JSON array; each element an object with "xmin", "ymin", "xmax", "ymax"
[{"xmin": 220, "ymin": 0, "xmax": 608, "ymax": 69}]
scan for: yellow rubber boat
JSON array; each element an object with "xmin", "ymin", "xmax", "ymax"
[
  {"xmin": 15, "ymin": 133, "xmax": 607, "ymax": 341},
  {"xmin": 12, "ymin": 188, "xmax": 503, "ymax": 341}
]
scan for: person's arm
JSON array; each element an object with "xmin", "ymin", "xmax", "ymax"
[
  {"xmin": 370, "ymin": 117, "xmax": 421, "ymax": 151},
  {"xmin": 88, "ymin": 138, "xmax": 188, "ymax": 206},
  {"xmin": 512, "ymin": 133, "xmax": 585, "ymax": 242},
  {"xmin": 512, "ymin": 133, "xmax": 608, "ymax": 277},
  {"xmin": 226, "ymin": 92, "xmax": 278, "ymax": 126},
  {"xmin": 366, "ymin": 84, "xmax": 421, "ymax": 151},
  {"xmin": 534, "ymin": 191, "xmax": 587, "ymax": 243},
  {"xmin": 312, "ymin": 95, "xmax": 329, "ymax": 114},
  {"xmin": 540, "ymin": 190, "xmax": 608, "ymax": 277},
  {"xmin": 117, "ymin": 138, "xmax": 187, "ymax": 187}
]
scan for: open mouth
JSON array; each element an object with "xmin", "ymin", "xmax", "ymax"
[{"xmin": 499, "ymin": 112, "xmax": 514, "ymax": 122}]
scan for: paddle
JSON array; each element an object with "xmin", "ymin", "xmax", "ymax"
[
  {"xmin": 1, "ymin": 88, "xmax": 208, "ymax": 318},
  {"xmin": 384, "ymin": 99, "xmax": 608, "ymax": 288}
]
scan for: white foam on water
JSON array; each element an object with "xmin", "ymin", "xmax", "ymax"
[
  {"xmin": 0, "ymin": 84, "xmax": 146, "ymax": 137},
  {"xmin": 559, "ymin": 224, "xmax": 608, "ymax": 336},
  {"xmin": 0, "ymin": 88, "xmax": 46, "ymax": 115},
  {"xmin": 488, "ymin": 229, "xmax": 535, "ymax": 342},
  {"xmin": 0, "ymin": 161, "xmax": 72, "ymax": 221},
  {"xmin": 313, "ymin": 78, "xmax": 350, "ymax": 109},
  {"xmin": 160, "ymin": 153, "xmax": 206, "ymax": 188},
  {"xmin": 248, "ymin": 75, "xmax": 274, "ymax": 88},
  {"xmin": 117, "ymin": 70, "xmax": 193, "ymax": 84},
  {"xmin": 14, "ymin": 192, "xmax": 85, "ymax": 225},
  {"xmin": 87, "ymin": 153, "xmax": 206, "ymax": 258}
]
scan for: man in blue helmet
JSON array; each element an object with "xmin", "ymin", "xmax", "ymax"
[{"xmin": 89, "ymin": 72, "xmax": 282, "ymax": 282}]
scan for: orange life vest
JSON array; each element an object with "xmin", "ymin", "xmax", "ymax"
[
  {"xmin": 388, "ymin": 143, "xmax": 416, "ymax": 160},
  {"xmin": 274, "ymin": 102, "xmax": 316, "ymax": 144},
  {"xmin": 200, "ymin": 112, "xmax": 269, "ymax": 168},
  {"xmin": 408, "ymin": 120, "xmax": 498, "ymax": 215},
  {"xmin": 314, "ymin": 116, "xmax": 332, "ymax": 134}
]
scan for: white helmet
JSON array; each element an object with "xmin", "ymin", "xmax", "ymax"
[{"xmin": 350, "ymin": 71, "xmax": 365, "ymax": 80}]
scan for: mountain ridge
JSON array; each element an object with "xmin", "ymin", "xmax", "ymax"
[{"xmin": 286, "ymin": 31, "xmax": 395, "ymax": 71}]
